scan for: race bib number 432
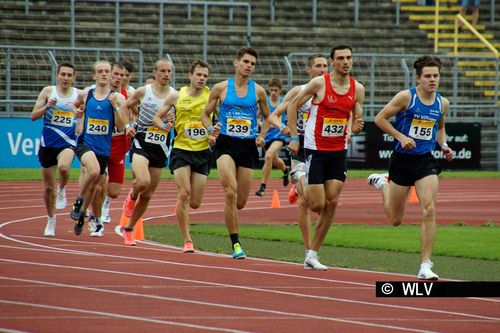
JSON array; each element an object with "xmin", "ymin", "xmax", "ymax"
[
  {"xmin": 51, "ymin": 110, "xmax": 74, "ymax": 127},
  {"xmin": 409, "ymin": 119, "xmax": 434, "ymax": 140},
  {"xmin": 145, "ymin": 126, "xmax": 168, "ymax": 144},
  {"xmin": 322, "ymin": 117, "xmax": 346, "ymax": 137},
  {"xmin": 227, "ymin": 118, "xmax": 251, "ymax": 137},
  {"xmin": 86, "ymin": 118, "xmax": 109, "ymax": 135}
]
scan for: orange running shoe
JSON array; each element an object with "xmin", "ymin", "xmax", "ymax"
[
  {"xmin": 288, "ymin": 185, "xmax": 298, "ymax": 204},
  {"xmin": 121, "ymin": 227, "xmax": 136, "ymax": 246},
  {"xmin": 182, "ymin": 241, "xmax": 195, "ymax": 253},
  {"xmin": 122, "ymin": 191, "xmax": 137, "ymax": 218}
]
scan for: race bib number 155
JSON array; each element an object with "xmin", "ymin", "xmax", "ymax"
[{"xmin": 409, "ymin": 119, "xmax": 434, "ymax": 140}]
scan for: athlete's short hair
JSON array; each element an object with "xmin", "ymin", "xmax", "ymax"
[
  {"xmin": 307, "ymin": 54, "xmax": 327, "ymax": 68},
  {"xmin": 92, "ymin": 60, "xmax": 111, "ymax": 74},
  {"xmin": 189, "ymin": 59, "xmax": 210, "ymax": 74},
  {"xmin": 57, "ymin": 62, "xmax": 75, "ymax": 75},
  {"xmin": 111, "ymin": 62, "xmax": 125, "ymax": 71},
  {"xmin": 268, "ymin": 78, "xmax": 282, "ymax": 89},
  {"xmin": 330, "ymin": 44, "xmax": 353, "ymax": 60},
  {"xmin": 120, "ymin": 59, "xmax": 135, "ymax": 73},
  {"xmin": 235, "ymin": 47, "xmax": 258, "ymax": 60},
  {"xmin": 153, "ymin": 58, "xmax": 171, "ymax": 71},
  {"xmin": 413, "ymin": 56, "xmax": 443, "ymax": 76}
]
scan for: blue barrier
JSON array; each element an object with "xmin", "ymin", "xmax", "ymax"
[{"xmin": 0, "ymin": 117, "xmax": 127, "ymax": 168}]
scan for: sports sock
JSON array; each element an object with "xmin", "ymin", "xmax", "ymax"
[
  {"xmin": 230, "ymin": 233, "xmax": 240, "ymax": 246},
  {"xmin": 102, "ymin": 196, "xmax": 112, "ymax": 212}
]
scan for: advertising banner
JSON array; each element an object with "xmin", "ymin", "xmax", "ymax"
[{"xmin": 347, "ymin": 122, "xmax": 482, "ymax": 169}]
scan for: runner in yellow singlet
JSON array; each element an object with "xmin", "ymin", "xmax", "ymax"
[{"xmin": 153, "ymin": 59, "xmax": 211, "ymax": 253}]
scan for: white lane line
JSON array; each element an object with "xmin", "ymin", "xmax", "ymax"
[
  {"xmin": 0, "ymin": 298, "xmax": 250, "ymax": 333},
  {"xmin": 0, "ymin": 277, "xmax": 435, "ymax": 333},
  {"xmin": 1, "ymin": 258, "xmax": 498, "ymax": 323}
]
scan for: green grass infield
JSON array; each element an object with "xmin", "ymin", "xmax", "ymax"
[{"xmin": 146, "ymin": 223, "xmax": 500, "ymax": 281}]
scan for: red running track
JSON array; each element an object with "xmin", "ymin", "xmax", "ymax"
[{"xmin": 0, "ymin": 179, "xmax": 499, "ymax": 332}]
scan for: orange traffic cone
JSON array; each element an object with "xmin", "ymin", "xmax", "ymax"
[
  {"xmin": 407, "ymin": 186, "xmax": 419, "ymax": 203},
  {"xmin": 270, "ymin": 189, "xmax": 281, "ymax": 208},
  {"xmin": 118, "ymin": 212, "xmax": 144, "ymax": 241}
]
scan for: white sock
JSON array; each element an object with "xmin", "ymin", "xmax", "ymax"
[
  {"xmin": 102, "ymin": 196, "xmax": 112, "ymax": 213},
  {"xmin": 48, "ymin": 216, "xmax": 56, "ymax": 223}
]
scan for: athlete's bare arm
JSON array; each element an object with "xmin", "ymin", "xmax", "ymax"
[
  {"xmin": 152, "ymin": 90, "xmax": 179, "ymax": 130},
  {"xmin": 375, "ymin": 90, "xmax": 415, "ymax": 150},
  {"xmin": 31, "ymin": 86, "xmax": 53, "ymax": 121}
]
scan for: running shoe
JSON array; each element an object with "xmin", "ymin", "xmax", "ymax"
[
  {"xmin": 74, "ymin": 213, "xmax": 85, "ymax": 236},
  {"xmin": 182, "ymin": 241, "xmax": 195, "ymax": 253},
  {"xmin": 55, "ymin": 186, "xmax": 67, "ymax": 210},
  {"xmin": 87, "ymin": 215, "xmax": 97, "ymax": 233},
  {"xmin": 70, "ymin": 196, "xmax": 83, "ymax": 221},
  {"xmin": 44, "ymin": 219, "xmax": 56, "ymax": 237},
  {"xmin": 367, "ymin": 173, "xmax": 389, "ymax": 190},
  {"xmin": 255, "ymin": 184, "xmax": 266, "ymax": 197},
  {"xmin": 288, "ymin": 185, "xmax": 298, "ymax": 204},
  {"xmin": 304, "ymin": 250, "xmax": 328, "ymax": 270},
  {"xmin": 101, "ymin": 214, "xmax": 111, "ymax": 224},
  {"xmin": 417, "ymin": 260, "xmax": 439, "ymax": 280},
  {"xmin": 90, "ymin": 224, "xmax": 104, "ymax": 237},
  {"xmin": 101, "ymin": 204, "xmax": 111, "ymax": 224},
  {"xmin": 122, "ymin": 191, "xmax": 137, "ymax": 218},
  {"xmin": 232, "ymin": 243, "xmax": 246, "ymax": 259},
  {"xmin": 282, "ymin": 166, "xmax": 290, "ymax": 187},
  {"xmin": 121, "ymin": 227, "xmax": 136, "ymax": 246},
  {"xmin": 289, "ymin": 163, "xmax": 306, "ymax": 184}
]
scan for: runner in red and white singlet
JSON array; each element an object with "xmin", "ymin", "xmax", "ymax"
[
  {"xmin": 287, "ymin": 45, "xmax": 365, "ymax": 270},
  {"xmin": 305, "ymin": 73, "xmax": 356, "ymax": 151}
]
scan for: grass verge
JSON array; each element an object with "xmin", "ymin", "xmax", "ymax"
[
  {"xmin": 1, "ymin": 168, "xmax": 499, "ymax": 181},
  {"xmin": 146, "ymin": 223, "xmax": 500, "ymax": 281}
]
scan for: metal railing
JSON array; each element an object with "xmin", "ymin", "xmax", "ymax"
[
  {"xmin": 70, "ymin": 0, "xmax": 252, "ymax": 61},
  {"xmin": 0, "ymin": 45, "xmax": 144, "ymax": 113},
  {"xmin": 394, "ymin": 0, "xmax": 496, "ymax": 25},
  {"xmin": 283, "ymin": 52, "xmax": 499, "ymax": 118},
  {"xmin": 283, "ymin": 52, "xmax": 499, "ymax": 170}
]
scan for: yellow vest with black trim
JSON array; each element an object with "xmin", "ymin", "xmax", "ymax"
[{"xmin": 173, "ymin": 86, "xmax": 211, "ymax": 151}]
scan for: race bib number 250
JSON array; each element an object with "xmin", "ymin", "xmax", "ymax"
[{"xmin": 145, "ymin": 126, "xmax": 168, "ymax": 144}]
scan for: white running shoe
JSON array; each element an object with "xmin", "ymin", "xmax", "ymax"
[
  {"xmin": 304, "ymin": 250, "xmax": 328, "ymax": 270},
  {"xmin": 87, "ymin": 215, "xmax": 97, "ymax": 233},
  {"xmin": 90, "ymin": 224, "xmax": 104, "ymax": 237},
  {"xmin": 417, "ymin": 260, "xmax": 439, "ymax": 280},
  {"xmin": 55, "ymin": 186, "xmax": 67, "ymax": 209},
  {"xmin": 290, "ymin": 162, "xmax": 306, "ymax": 184},
  {"xmin": 44, "ymin": 219, "xmax": 56, "ymax": 237},
  {"xmin": 101, "ymin": 214, "xmax": 111, "ymax": 224},
  {"xmin": 367, "ymin": 173, "xmax": 389, "ymax": 190}
]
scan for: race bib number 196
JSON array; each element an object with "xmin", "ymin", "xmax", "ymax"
[
  {"xmin": 321, "ymin": 117, "xmax": 346, "ymax": 137},
  {"xmin": 51, "ymin": 110, "xmax": 74, "ymax": 127},
  {"xmin": 86, "ymin": 118, "xmax": 109, "ymax": 135},
  {"xmin": 227, "ymin": 118, "xmax": 251, "ymax": 137},
  {"xmin": 184, "ymin": 122, "xmax": 207, "ymax": 139},
  {"xmin": 409, "ymin": 119, "xmax": 434, "ymax": 140},
  {"xmin": 145, "ymin": 126, "xmax": 168, "ymax": 144}
]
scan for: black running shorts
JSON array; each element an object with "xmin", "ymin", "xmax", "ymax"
[{"xmin": 388, "ymin": 152, "xmax": 441, "ymax": 186}]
